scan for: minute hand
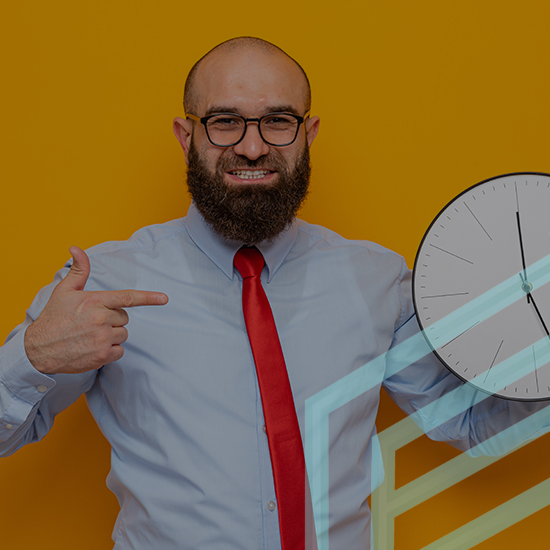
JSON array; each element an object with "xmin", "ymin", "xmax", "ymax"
[
  {"xmin": 516, "ymin": 210, "xmax": 530, "ymax": 304},
  {"xmin": 528, "ymin": 292, "xmax": 550, "ymax": 337}
]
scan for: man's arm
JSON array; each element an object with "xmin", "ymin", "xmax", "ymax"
[
  {"xmin": 383, "ymin": 313, "xmax": 550, "ymax": 456},
  {"xmin": 0, "ymin": 246, "xmax": 168, "ymax": 456}
]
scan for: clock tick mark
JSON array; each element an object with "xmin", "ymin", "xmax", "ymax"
[
  {"xmin": 532, "ymin": 346, "xmax": 540, "ymax": 393},
  {"xmin": 463, "ymin": 202, "xmax": 493, "ymax": 241},
  {"xmin": 483, "ymin": 339, "xmax": 504, "ymax": 383},
  {"xmin": 429, "ymin": 244, "xmax": 474, "ymax": 264},
  {"xmin": 421, "ymin": 292, "xmax": 470, "ymax": 299},
  {"xmin": 440, "ymin": 322, "xmax": 480, "ymax": 348}
]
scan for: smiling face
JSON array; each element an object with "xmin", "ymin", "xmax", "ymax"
[
  {"xmin": 179, "ymin": 44, "xmax": 318, "ymax": 179},
  {"xmin": 173, "ymin": 41, "xmax": 320, "ymax": 243}
]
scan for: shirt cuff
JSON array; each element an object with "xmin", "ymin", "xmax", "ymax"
[{"xmin": 0, "ymin": 327, "xmax": 56, "ymax": 436}]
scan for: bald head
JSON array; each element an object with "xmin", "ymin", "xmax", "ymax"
[{"xmin": 183, "ymin": 37, "xmax": 311, "ymax": 115}]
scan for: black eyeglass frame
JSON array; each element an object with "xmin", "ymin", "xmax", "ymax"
[{"xmin": 186, "ymin": 111, "xmax": 311, "ymax": 147}]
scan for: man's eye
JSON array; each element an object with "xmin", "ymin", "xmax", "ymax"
[
  {"xmin": 211, "ymin": 117, "xmax": 240, "ymax": 127},
  {"xmin": 263, "ymin": 116, "xmax": 295, "ymax": 129}
]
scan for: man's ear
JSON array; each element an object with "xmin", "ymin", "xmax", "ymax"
[
  {"xmin": 305, "ymin": 116, "xmax": 320, "ymax": 147},
  {"xmin": 173, "ymin": 117, "xmax": 194, "ymax": 165}
]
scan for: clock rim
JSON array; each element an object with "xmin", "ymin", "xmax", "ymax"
[{"xmin": 412, "ymin": 171, "xmax": 550, "ymax": 402}]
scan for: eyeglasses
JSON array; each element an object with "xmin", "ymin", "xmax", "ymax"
[{"xmin": 186, "ymin": 111, "xmax": 310, "ymax": 147}]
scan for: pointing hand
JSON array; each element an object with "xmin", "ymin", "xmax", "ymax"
[{"xmin": 24, "ymin": 246, "xmax": 169, "ymax": 375}]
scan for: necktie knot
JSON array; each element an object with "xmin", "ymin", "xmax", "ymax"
[{"xmin": 234, "ymin": 247, "xmax": 265, "ymax": 279}]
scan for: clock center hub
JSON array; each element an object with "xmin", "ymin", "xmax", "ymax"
[{"xmin": 521, "ymin": 281, "xmax": 533, "ymax": 293}]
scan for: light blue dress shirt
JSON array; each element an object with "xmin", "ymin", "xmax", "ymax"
[{"xmin": 0, "ymin": 204, "xmax": 546, "ymax": 549}]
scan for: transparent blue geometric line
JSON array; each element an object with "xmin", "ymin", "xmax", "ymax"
[
  {"xmin": 406, "ymin": 337, "xmax": 550, "ymax": 449},
  {"xmin": 305, "ymin": 253, "xmax": 550, "ymax": 549},
  {"xmin": 305, "ymin": 412, "xmax": 329, "ymax": 549}
]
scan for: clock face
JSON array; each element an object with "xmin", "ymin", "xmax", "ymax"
[{"xmin": 413, "ymin": 172, "xmax": 550, "ymax": 401}]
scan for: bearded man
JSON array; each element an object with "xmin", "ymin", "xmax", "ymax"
[{"xmin": 0, "ymin": 37, "xmax": 547, "ymax": 550}]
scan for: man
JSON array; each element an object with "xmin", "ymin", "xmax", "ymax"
[{"xmin": 0, "ymin": 37, "xmax": 546, "ymax": 549}]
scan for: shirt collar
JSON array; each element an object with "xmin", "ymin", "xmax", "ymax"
[{"xmin": 184, "ymin": 202, "xmax": 298, "ymax": 282}]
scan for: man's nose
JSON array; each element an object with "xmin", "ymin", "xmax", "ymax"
[{"xmin": 232, "ymin": 122, "xmax": 270, "ymax": 160}]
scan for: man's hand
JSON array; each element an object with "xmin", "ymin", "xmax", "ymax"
[{"xmin": 24, "ymin": 246, "xmax": 169, "ymax": 375}]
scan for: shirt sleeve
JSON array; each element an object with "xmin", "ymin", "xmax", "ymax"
[
  {"xmin": 383, "ymin": 261, "xmax": 550, "ymax": 457},
  {"xmin": 0, "ymin": 266, "xmax": 97, "ymax": 457}
]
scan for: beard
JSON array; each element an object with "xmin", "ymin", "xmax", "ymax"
[{"xmin": 186, "ymin": 139, "xmax": 311, "ymax": 245}]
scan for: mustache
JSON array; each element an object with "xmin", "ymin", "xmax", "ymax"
[{"xmin": 216, "ymin": 150, "xmax": 288, "ymax": 173}]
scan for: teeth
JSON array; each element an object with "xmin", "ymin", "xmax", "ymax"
[{"xmin": 230, "ymin": 170, "xmax": 269, "ymax": 180}]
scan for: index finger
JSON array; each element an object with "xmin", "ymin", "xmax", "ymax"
[{"xmin": 99, "ymin": 289, "xmax": 169, "ymax": 309}]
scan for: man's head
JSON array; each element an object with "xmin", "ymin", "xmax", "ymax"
[{"xmin": 173, "ymin": 37, "xmax": 320, "ymax": 244}]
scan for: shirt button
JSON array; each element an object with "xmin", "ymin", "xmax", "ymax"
[
  {"xmin": 36, "ymin": 385, "xmax": 48, "ymax": 393},
  {"xmin": 268, "ymin": 500, "xmax": 276, "ymax": 511},
  {"xmin": 5, "ymin": 424, "xmax": 13, "ymax": 430},
  {"xmin": 262, "ymin": 425, "xmax": 267, "ymax": 433}
]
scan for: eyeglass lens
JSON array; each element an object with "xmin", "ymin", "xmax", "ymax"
[{"xmin": 206, "ymin": 114, "xmax": 299, "ymax": 146}]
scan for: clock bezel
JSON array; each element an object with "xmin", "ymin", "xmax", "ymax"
[{"xmin": 412, "ymin": 171, "xmax": 550, "ymax": 402}]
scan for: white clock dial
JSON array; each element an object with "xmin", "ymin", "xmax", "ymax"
[{"xmin": 413, "ymin": 173, "xmax": 550, "ymax": 400}]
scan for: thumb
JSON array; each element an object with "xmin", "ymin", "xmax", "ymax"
[{"xmin": 59, "ymin": 246, "xmax": 91, "ymax": 292}]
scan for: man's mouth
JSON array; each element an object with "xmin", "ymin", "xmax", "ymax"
[{"xmin": 227, "ymin": 169, "xmax": 276, "ymax": 182}]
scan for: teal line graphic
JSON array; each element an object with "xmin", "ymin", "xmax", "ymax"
[{"xmin": 304, "ymin": 253, "xmax": 550, "ymax": 549}]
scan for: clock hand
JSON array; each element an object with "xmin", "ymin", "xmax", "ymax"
[
  {"xmin": 517, "ymin": 208, "xmax": 548, "ymax": 334},
  {"xmin": 527, "ymin": 291, "xmax": 550, "ymax": 337},
  {"xmin": 515, "ymin": 210, "xmax": 530, "ymax": 304}
]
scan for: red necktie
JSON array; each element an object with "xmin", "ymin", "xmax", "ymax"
[{"xmin": 234, "ymin": 247, "xmax": 305, "ymax": 550}]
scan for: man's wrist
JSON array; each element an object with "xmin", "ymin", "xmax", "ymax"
[{"xmin": 23, "ymin": 322, "xmax": 51, "ymax": 375}]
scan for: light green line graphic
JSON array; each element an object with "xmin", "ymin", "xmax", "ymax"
[
  {"xmin": 372, "ymin": 408, "xmax": 550, "ymax": 549},
  {"xmin": 305, "ymin": 253, "xmax": 550, "ymax": 549},
  {"xmin": 421, "ymin": 477, "xmax": 550, "ymax": 549}
]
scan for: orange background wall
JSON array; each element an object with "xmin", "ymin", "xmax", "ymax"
[{"xmin": 1, "ymin": 1, "xmax": 550, "ymax": 548}]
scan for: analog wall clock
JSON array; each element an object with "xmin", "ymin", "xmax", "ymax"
[{"xmin": 413, "ymin": 172, "xmax": 550, "ymax": 401}]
